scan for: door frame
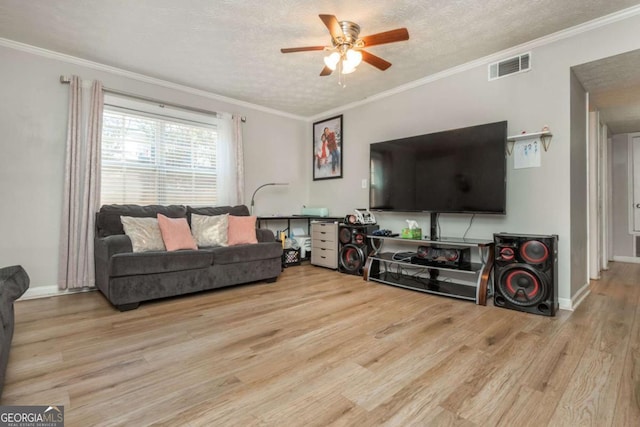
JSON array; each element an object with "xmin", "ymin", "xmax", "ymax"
[{"xmin": 628, "ymin": 132, "xmax": 640, "ymax": 236}]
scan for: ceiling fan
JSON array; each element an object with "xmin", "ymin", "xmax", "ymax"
[{"xmin": 281, "ymin": 14, "xmax": 409, "ymax": 79}]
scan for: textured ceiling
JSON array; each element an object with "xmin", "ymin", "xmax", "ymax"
[
  {"xmin": 1, "ymin": 0, "xmax": 639, "ymax": 118},
  {"xmin": 573, "ymin": 49, "xmax": 640, "ymax": 134}
]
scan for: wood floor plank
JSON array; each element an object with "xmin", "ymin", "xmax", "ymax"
[
  {"xmin": 548, "ymin": 348, "xmax": 616, "ymax": 426},
  {"xmin": 3, "ymin": 262, "xmax": 640, "ymax": 425},
  {"xmin": 612, "ymin": 280, "xmax": 640, "ymax": 426}
]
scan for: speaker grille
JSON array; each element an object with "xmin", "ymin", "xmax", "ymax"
[
  {"xmin": 339, "ymin": 244, "xmax": 365, "ymax": 274},
  {"xmin": 520, "ymin": 240, "xmax": 549, "ymax": 264},
  {"xmin": 497, "ymin": 264, "xmax": 547, "ymax": 307}
]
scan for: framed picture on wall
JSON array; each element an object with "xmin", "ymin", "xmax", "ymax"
[{"xmin": 313, "ymin": 115, "xmax": 343, "ymax": 180}]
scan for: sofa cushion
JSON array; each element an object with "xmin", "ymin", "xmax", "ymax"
[
  {"xmin": 157, "ymin": 214, "xmax": 197, "ymax": 251},
  {"xmin": 208, "ymin": 242, "xmax": 282, "ymax": 265},
  {"xmin": 110, "ymin": 250, "xmax": 213, "ymax": 277},
  {"xmin": 187, "ymin": 205, "xmax": 249, "ymax": 224},
  {"xmin": 96, "ymin": 204, "xmax": 187, "ymax": 237}
]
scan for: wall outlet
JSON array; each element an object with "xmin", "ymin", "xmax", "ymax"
[{"xmin": 361, "ymin": 179, "xmax": 367, "ymax": 189}]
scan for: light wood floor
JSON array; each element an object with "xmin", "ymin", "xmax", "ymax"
[{"xmin": 3, "ymin": 262, "xmax": 640, "ymax": 426}]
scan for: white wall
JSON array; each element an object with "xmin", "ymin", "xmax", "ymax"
[
  {"xmin": 306, "ymin": 13, "xmax": 640, "ymax": 305},
  {"xmin": 611, "ymin": 133, "xmax": 634, "ymax": 257},
  {"xmin": 0, "ymin": 45, "xmax": 307, "ymax": 290}
]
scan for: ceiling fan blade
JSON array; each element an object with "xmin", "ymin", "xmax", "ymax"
[
  {"xmin": 320, "ymin": 66, "xmax": 333, "ymax": 76},
  {"xmin": 361, "ymin": 50, "xmax": 392, "ymax": 71},
  {"xmin": 319, "ymin": 14, "xmax": 343, "ymax": 41},
  {"xmin": 361, "ymin": 28, "xmax": 409, "ymax": 47},
  {"xmin": 281, "ymin": 46, "xmax": 326, "ymax": 53}
]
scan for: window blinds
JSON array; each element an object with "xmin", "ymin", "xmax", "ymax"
[{"xmin": 101, "ymin": 107, "xmax": 218, "ymax": 206}]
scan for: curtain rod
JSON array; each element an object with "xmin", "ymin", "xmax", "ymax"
[{"xmin": 59, "ymin": 75, "xmax": 246, "ymax": 122}]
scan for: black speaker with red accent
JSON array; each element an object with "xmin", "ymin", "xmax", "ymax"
[
  {"xmin": 493, "ymin": 233, "xmax": 558, "ymax": 316},
  {"xmin": 412, "ymin": 246, "xmax": 471, "ymax": 268},
  {"xmin": 338, "ymin": 224, "xmax": 379, "ymax": 275}
]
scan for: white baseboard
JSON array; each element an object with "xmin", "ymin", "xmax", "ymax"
[
  {"xmin": 557, "ymin": 281, "xmax": 590, "ymax": 312},
  {"xmin": 18, "ymin": 286, "xmax": 63, "ymax": 300},
  {"xmin": 612, "ymin": 255, "xmax": 640, "ymax": 264},
  {"xmin": 18, "ymin": 286, "xmax": 97, "ymax": 301},
  {"xmin": 558, "ymin": 297, "xmax": 572, "ymax": 311},
  {"xmin": 571, "ymin": 282, "xmax": 591, "ymax": 310}
]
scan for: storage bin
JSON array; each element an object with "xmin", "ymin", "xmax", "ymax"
[{"xmin": 283, "ymin": 248, "xmax": 301, "ymax": 266}]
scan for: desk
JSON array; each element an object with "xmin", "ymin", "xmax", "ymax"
[
  {"xmin": 258, "ymin": 215, "xmax": 343, "ymax": 267},
  {"xmin": 257, "ymin": 215, "xmax": 343, "ymax": 237}
]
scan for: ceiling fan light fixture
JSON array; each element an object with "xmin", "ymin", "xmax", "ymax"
[
  {"xmin": 345, "ymin": 49, "xmax": 362, "ymax": 68},
  {"xmin": 341, "ymin": 61, "xmax": 357, "ymax": 75},
  {"xmin": 281, "ymin": 14, "xmax": 409, "ymax": 83},
  {"xmin": 324, "ymin": 52, "xmax": 340, "ymax": 70}
]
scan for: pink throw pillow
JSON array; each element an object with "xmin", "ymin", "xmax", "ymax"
[
  {"xmin": 227, "ymin": 215, "xmax": 258, "ymax": 245},
  {"xmin": 157, "ymin": 214, "xmax": 198, "ymax": 251}
]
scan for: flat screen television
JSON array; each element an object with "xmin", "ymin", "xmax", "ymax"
[{"xmin": 369, "ymin": 121, "xmax": 507, "ymax": 214}]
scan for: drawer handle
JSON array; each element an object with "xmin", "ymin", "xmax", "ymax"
[
  {"xmin": 321, "ymin": 256, "xmax": 326, "ymax": 259},
  {"xmin": 321, "ymin": 248, "xmax": 326, "ymax": 251},
  {"xmin": 321, "ymin": 239, "xmax": 327, "ymax": 242}
]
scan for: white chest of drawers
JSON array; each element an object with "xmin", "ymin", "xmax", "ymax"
[{"xmin": 311, "ymin": 221, "xmax": 338, "ymax": 269}]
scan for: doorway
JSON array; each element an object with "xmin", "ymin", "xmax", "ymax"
[{"xmin": 573, "ymin": 49, "xmax": 640, "ymax": 276}]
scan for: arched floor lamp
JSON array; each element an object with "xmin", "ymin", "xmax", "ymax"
[{"xmin": 250, "ymin": 183, "xmax": 289, "ymax": 215}]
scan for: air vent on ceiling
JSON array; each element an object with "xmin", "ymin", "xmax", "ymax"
[{"xmin": 488, "ymin": 52, "xmax": 531, "ymax": 81}]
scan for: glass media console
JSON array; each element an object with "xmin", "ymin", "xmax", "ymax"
[{"xmin": 363, "ymin": 236, "xmax": 495, "ymax": 305}]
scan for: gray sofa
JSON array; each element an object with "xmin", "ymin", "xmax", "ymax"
[
  {"xmin": 0, "ymin": 265, "xmax": 29, "ymax": 399},
  {"xmin": 94, "ymin": 204, "xmax": 282, "ymax": 311}
]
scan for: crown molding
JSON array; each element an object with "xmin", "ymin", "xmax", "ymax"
[
  {"xmin": 308, "ymin": 4, "xmax": 640, "ymax": 122},
  {"xmin": 0, "ymin": 38, "xmax": 306, "ymax": 122}
]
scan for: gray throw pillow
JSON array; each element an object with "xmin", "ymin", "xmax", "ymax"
[
  {"xmin": 121, "ymin": 216, "xmax": 166, "ymax": 252},
  {"xmin": 191, "ymin": 213, "xmax": 229, "ymax": 247}
]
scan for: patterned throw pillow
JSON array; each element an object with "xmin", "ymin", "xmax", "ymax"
[
  {"xmin": 190, "ymin": 213, "xmax": 229, "ymax": 247},
  {"xmin": 120, "ymin": 216, "xmax": 166, "ymax": 252}
]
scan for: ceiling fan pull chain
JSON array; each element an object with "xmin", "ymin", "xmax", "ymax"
[{"xmin": 338, "ymin": 62, "xmax": 346, "ymax": 88}]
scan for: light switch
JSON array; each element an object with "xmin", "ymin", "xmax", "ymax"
[{"xmin": 361, "ymin": 179, "xmax": 367, "ymax": 189}]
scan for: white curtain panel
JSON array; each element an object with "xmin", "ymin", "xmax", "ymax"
[
  {"xmin": 216, "ymin": 113, "xmax": 245, "ymax": 206},
  {"xmin": 233, "ymin": 114, "xmax": 245, "ymax": 205},
  {"xmin": 58, "ymin": 78, "xmax": 103, "ymax": 290}
]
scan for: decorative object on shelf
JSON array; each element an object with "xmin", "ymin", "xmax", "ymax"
[
  {"xmin": 313, "ymin": 115, "xmax": 343, "ymax": 180},
  {"xmin": 301, "ymin": 206, "xmax": 329, "ymax": 217},
  {"xmin": 506, "ymin": 126, "xmax": 553, "ymax": 155},
  {"xmin": 401, "ymin": 220, "xmax": 422, "ymax": 239},
  {"xmin": 250, "ymin": 182, "xmax": 289, "ymax": 214},
  {"xmin": 354, "ymin": 208, "xmax": 376, "ymax": 224}
]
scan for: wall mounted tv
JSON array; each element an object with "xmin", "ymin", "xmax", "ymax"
[{"xmin": 369, "ymin": 121, "xmax": 507, "ymax": 214}]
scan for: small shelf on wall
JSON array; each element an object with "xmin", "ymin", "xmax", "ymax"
[{"xmin": 506, "ymin": 130, "xmax": 553, "ymax": 155}]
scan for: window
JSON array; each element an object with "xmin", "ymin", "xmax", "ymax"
[{"xmin": 101, "ymin": 95, "xmax": 222, "ymax": 206}]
